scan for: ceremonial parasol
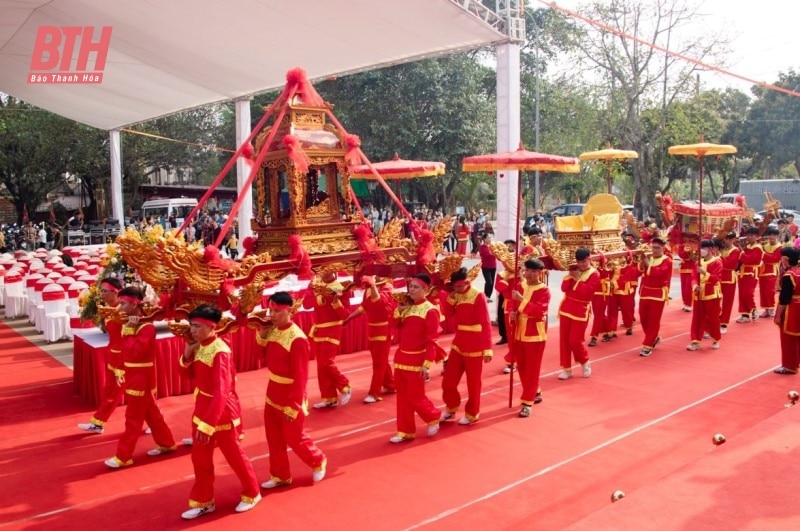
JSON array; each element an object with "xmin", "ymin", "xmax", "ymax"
[
  {"xmin": 349, "ymin": 152, "xmax": 445, "ymax": 201},
  {"xmin": 578, "ymin": 146, "xmax": 638, "ymax": 194},
  {"xmin": 462, "ymin": 143, "xmax": 580, "ymax": 407}
]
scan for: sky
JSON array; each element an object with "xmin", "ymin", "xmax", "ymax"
[{"xmin": 544, "ymin": 0, "xmax": 800, "ymax": 94}]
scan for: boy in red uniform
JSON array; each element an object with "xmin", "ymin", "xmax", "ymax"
[
  {"xmin": 557, "ymin": 248, "xmax": 601, "ymax": 379},
  {"xmin": 687, "ymin": 240, "xmax": 723, "ymax": 350},
  {"xmin": 104, "ymin": 287, "xmax": 175, "ymax": 469},
  {"xmin": 637, "ymin": 238, "xmax": 672, "ymax": 357},
  {"xmin": 510, "ymin": 258, "xmax": 550, "ymax": 418},
  {"xmin": 390, "ymin": 274, "xmax": 442, "ymax": 443},
  {"xmin": 78, "ymin": 278, "xmax": 127, "ymax": 434},
  {"xmin": 344, "ymin": 276, "xmax": 396, "ymax": 403},
  {"xmin": 737, "ymin": 227, "xmax": 765, "ymax": 323},
  {"xmin": 588, "ymin": 264, "xmax": 611, "ymax": 345},
  {"xmin": 774, "ymin": 247, "xmax": 800, "ymax": 374},
  {"xmin": 440, "ymin": 267, "xmax": 493, "ymax": 425},
  {"xmin": 303, "ymin": 271, "xmax": 352, "ymax": 408},
  {"xmin": 759, "ymin": 227, "xmax": 783, "ymax": 318},
  {"xmin": 677, "ymin": 245, "xmax": 697, "ymax": 312},
  {"xmin": 179, "ymin": 305, "xmax": 261, "ymax": 520},
  {"xmin": 718, "ymin": 232, "xmax": 742, "ymax": 334},
  {"xmin": 257, "ymin": 292, "xmax": 328, "ymax": 488},
  {"xmin": 606, "ymin": 255, "xmax": 639, "ymax": 337}
]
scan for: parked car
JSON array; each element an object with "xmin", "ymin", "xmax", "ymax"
[
  {"xmin": 547, "ymin": 203, "xmax": 585, "ymax": 218},
  {"xmin": 753, "ymin": 209, "xmax": 800, "ymax": 225}
]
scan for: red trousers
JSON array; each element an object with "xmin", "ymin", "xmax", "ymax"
[
  {"xmin": 264, "ymin": 406, "xmax": 325, "ymax": 481},
  {"xmin": 639, "ymin": 298, "xmax": 666, "ymax": 349},
  {"xmin": 606, "ymin": 292, "xmax": 636, "ymax": 330},
  {"xmin": 780, "ymin": 330, "xmax": 800, "ymax": 371},
  {"xmin": 589, "ymin": 294, "xmax": 608, "ymax": 337},
  {"xmin": 680, "ymin": 273, "xmax": 694, "ymax": 307},
  {"xmin": 91, "ymin": 365, "xmax": 124, "ymax": 425},
  {"xmin": 442, "ymin": 352, "xmax": 484, "ymax": 419},
  {"xmin": 503, "ymin": 317, "xmax": 516, "ymax": 365},
  {"xmin": 188, "ymin": 425, "xmax": 259, "ymax": 507},
  {"xmin": 517, "ymin": 342, "xmax": 545, "ymax": 405},
  {"xmin": 313, "ymin": 341, "xmax": 349, "ymax": 401},
  {"xmin": 394, "ymin": 368, "xmax": 440, "ymax": 438},
  {"xmin": 738, "ymin": 276, "xmax": 758, "ymax": 313},
  {"xmin": 114, "ymin": 390, "xmax": 174, "ymax": 464},
  {"xmin": 719, "ymin": 282, "xmax": 737, "ymax": 325},
  {"xmin": 559, "ymin": 317, "xmax": 590, "ymax": 368},
  {"xmin": 759, "ymin": 276, "xmax": 777, "ymax": 309},
  {"xmin": 691, "ymin": 298, "xmax": 721, "ymax": 342},
  {"xmin": 367, "ymin": 339, "xmax": 395, "ymax": 396}
]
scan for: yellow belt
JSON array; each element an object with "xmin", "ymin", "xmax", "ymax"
[
  {"xmin": 457, "ymin": 324, "xmax": 481, "ymax": 332},
  {"xmin": 313, "ymin": 320, "xmax": 343, "ymax": 329},
  {"xmin": 124, "ymin": 362, "xmax": 153, "ymax": 368},
  {"xmin": 368, "ymin": 321, "xmax": 389, "ymax": 326},
  {"xmin": 269, "ymin": 373, "xmax": 294, "ymax": 384}
]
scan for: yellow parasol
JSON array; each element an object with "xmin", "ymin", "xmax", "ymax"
[
  {"xmin": 668, "ymin": 141, "xmax": 737, "ymax": 208},
  {"xmin": 578, "ymin": 146, "xmax": 638, "ymax": 194}
]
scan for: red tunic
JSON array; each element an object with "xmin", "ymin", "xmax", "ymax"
[
  {"xmin": 638, "ymin": 256, "xmax": 672, "ymax": 302},
  {"xmin": 394, "ymin": 300, "xmax": 441, "ymax": 368},
  {"xmin": 739, "ymin": 243, "xmax": 765, "ymax": 279},
  {"xmin": 442, "ymin": 287, "xmax": 492, "ymax": 357},
  {"xmin": 719, "ymin": 246, "xmax": 742, "ymax": 285},
  {"xmin": 558, "ymin": 267, "xmax": 601, "ymax": 321},
  {"xmin": 183, "ymin": 337, "xmax": 243, "ymax": 433},
  {"xmin": 694, "ymin": 256, "xmax": 723, "ymax": 300},
  {"xmin": 303, "ymin": 280, "xmax": 350, "ymax": 345},
  {"xmin": 260, "ymin": 323, "xmax": 310, "ymax": 419}
]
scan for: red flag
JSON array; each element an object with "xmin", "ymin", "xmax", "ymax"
[{"xmin": 21, "ymin": 205, "xmax": 29, "ymax": 224}]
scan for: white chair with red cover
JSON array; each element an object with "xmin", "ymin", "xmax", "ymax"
[
  {"xmin": 24, "ymin": 272, "xmax": 44, "ymax": 321},
  {"xmin": 33, "ymin": 277, "xmax": 54, "ymax": 331},
  {"xmin": 67, "ymin": 281, "xmax": 92, "ymax": 334},
  {"xmin": 4, "ymin": 271, "xmax": 27, "ymax": 319},
  {"xmin": 42, "ymin": 283, "xmax": 70, "ymax": 342}
]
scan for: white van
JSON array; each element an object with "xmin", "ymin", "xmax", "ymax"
[
  {"xmin": 140, "ymin": 198, "xmax": 198, "ymax": 228},
  {"xmin": 717, "ymin": 193, "xmax": 738, "ymax": 204}
]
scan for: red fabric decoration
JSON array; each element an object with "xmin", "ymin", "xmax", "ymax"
[
  {"xmin": 217, "ymin": 278, "xmax": 234, "ymax": 310},
  {"xmin": 415, "ymin": 229, "xmax": 436, "ymax": 267},
  {"xmin": 735, "ymin": 194, "xmax": 747, "ymax": 209},
  {"xmin": 345, "ymin": 134, "xmax": 362, "ymax": 166},
  {"xmin": 283, "ymin": 67, "xmax": 325, "ymax": 107},
  {"xmin": 242, "ymin": 236, "xmax": 256, "ymax": 258},
  {"xmin": 288, "ymin": 234, "xmax": 313, "ymax": 279},
  {"xmin": 353, "ymin": 224, "xmax": 386, "ymax": 263},
  {"xmin": 283, "ymin": 135, "xmax": 310, "ymax": 174},
  {"xmin": 203, "ymin": 245, "xmax": 236, "ymax": 271},
  {"xmin": 663, "ymin": 194, "xmax": 674, "ymax": 224}
]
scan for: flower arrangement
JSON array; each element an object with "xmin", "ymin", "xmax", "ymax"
[{"xmin": 78, "ymin": 242, "xmax": 139, "ymax": 327}]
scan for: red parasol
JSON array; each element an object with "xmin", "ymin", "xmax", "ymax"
[
  {"xmin": 349, "ymin": 152, "xmax": 445, "ymax": 179},
  {"xmin": 462, "ymin": 143, "xmax": 580, "ymax": 408}
]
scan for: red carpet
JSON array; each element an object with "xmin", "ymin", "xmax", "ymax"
[{"xmin": 0, "ymin": 304, "xmax": 797, "ymax": 530}]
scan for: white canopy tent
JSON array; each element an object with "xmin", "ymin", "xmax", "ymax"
[{"xmin": 1, "ymin": 0, "xmax": 522, "ymax": 241}]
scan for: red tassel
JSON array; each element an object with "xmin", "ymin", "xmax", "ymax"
[
  {"xmin": 353, "ymin": 224, "xmax": 385, "ymax": 263},
  {"xmin": 242, "ymin": 236, "xmax": 256, "ymax": 258},
  {"xmin": 283, "ymin": 135, "xmax": 310, "ymax": 174},
  {"xmin": 287, "ymin": 235, "xmax": 312, "ymax": 279},
  {"xmin": 286, "ymin": 67, "xmax": 306, "ymax": 85},
  {"xmin": 345, "ymin": 134, "xmax": 361, "ymax": 166},
  {"xmin": 415, "ymin": 229, "xmax": 436, "ymax": 266}
]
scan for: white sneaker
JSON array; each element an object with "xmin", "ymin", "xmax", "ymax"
[
  {"xmin": 146, "ymin": 446, "xmax": 176, "ymax": 456},
  {"xmin": 686, "ymin": 342, "xmax": 701, "ymax": 351},
  {"xmin": 427, "ymin": 423, "xmax": 440, "ymax": 437},
  {"xmin": 313, "ymin": 400, "xmax": 337, "ymax": 409},
  {"xmin": 458, "ymin": 416, "xmax": 475, "ymax": 425},
  {"xmin": 312, "ymin": 459, "xmax": 327, "ymax": 482},
  {"xmin": 389, "ymin": 435, "xmax": 411, "ymax": 444},
  {"xmin": 582, "ymin": 363, "xmax": 592, "ymax": 378},
  {"xmin": 261, "ymin": 477, "xmax": 292, "ymax": 489},
  {"xmin": 440, "ymin": 411, "xmax": 456, "ymax": 422},
  {"xmin": 78, "ymin": 422, "xmax": 103, "ymax": 434},
  {"xmin": 703, "ymin": 332, "xmax": 711, "ymax": 339},
  {"xmin": 558, "ymin": 370, "xmax": 572, "ymax": 380},
  {"xmin": 682, "ymin": 305, "xmax": 692, "ymax": 312},
  {"xmin": 720, "ymin": 325, "xmax": 728, "ymax": 335},
  {"xmin": 104, "ymin": 457, "xmax": 124, "ymax": 469},
  {"xmin": 339, "ymin": 388, "xmax": 352, "ymax": 406},
  {"xmin": 235, "ymin": 494, "xmax": 261, "ymax": 513},
  {"xmin": 181, "ymin": 437, "xmax": 194, "ymax": 446},
  {"xmin": 144, "ymin": 427, "xmax": 152, "ymax": 435},
  {"xmin": 363, "ymin": 395, "xmax": 378, "ymax": 404},
  {"xmin": 710, "ymin": 341, "xmax": 720, "ymax": 350},
  {"xmin": 181, "ymin": 505, "xmax": 215, "ymax": 520}
]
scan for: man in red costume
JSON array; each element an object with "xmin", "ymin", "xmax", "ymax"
[
  {"xmin": 588, "ymin": 264, "xmax": 611, "ymax": 345},
  {"xmin": 495, "ymin": 240, "xmax": 520, "ymax": 370},
  {"xmin": 344, "ymin": 276, "xmax": 396, "ymax": 403},
  {"xmin": 606, "ymin": 254, "xmax": 640, "ymax": 337},
  {"xmin": 257, "ymin": 292, "xmax": 328, "ymax": 488},
  {"xmin": 737, "ymin": 227, "xmax": 764, "ymax": 323},
  {"xmin": 510, "ymin": 258, "xmax": 550, "ymax": 418},
  {"xmin": 677, "ymin": 244, "xmax": 697, "ymax": 312},
  {"xmin": 718, "ymin": 232, "xmax": 742, "ymax": 334},
  {"xmin": 390, "ymin": 273, "xmax": 442, "ymax": 443},
  {"xmin": 440, "ymin": 267, "xmax": 493, "ymax": 425},
  {"xmin": 557, "ymin": 248, "xmax": 600, "ymax": 379},
  {"xmin": 638, "ymin": 238, "xmax": 672, "ymax": 357},
  {"xmin": 774, "ymin": 247, "xmax": 800, "ymax": 375},
  {"xmin": 104, "ymin": 286, "xmax": 175, "ymax": 469},
  {"xmin": 78, "ymin": 277, "xmax": 127, "ymax": 434},
  {"xmin": 179, "ymin": 305, "xmax": 261, "ymax": 520},
  {"xmin": 303, "ymin": 271, "xmax": 352, "ymax": 408},
  {"xmin": 759, "ymin": 227, "xmax": 783, "ymax": 318},
  {"xmin": 687, "ymin": 240, "xmax": 723, "ymax": 350}
]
